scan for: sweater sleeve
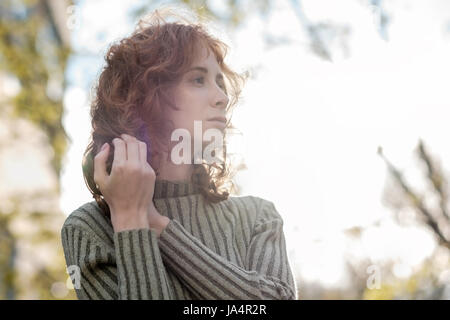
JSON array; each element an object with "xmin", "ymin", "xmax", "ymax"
[
  {"xmin": 61, "ymin": 224, "xmax": 175, "ymax": 300},
  {"xmin": 157, "ymin": 198, "xmax": 297, "ymax": 300}
]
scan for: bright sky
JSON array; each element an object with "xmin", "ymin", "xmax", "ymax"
[{"xmin": 60, "ymin": 0, "xmax": 450, "ymax": 288}]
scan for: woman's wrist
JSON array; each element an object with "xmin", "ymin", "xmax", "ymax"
[
  {"xmin": 151, "ymin": 215, "xmax": 170, "ymax": 237},
  {"xmin": 111, "ymin": 209, "xmax": 150, "ymax": 233},
  {"xmin": 147, "ymin": 204, "xmax": 170, "ymax": 237}
]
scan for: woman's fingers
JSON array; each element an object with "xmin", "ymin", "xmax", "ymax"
[
  {"xmin": 94, "ymin": 134, "xmax": 156, "ymax": 225},
  {"xmin": 111, "ymin": 138, "xmax": 126, "ymax": 171},
  {"xmin": 120, "ymin": 134, "xmax": 140, "ymax": 166},
  {"xmin": 138, "ymin": 140, "xmax": 147, "ymax": 164},
  {"xmin": 93, "ymin": 142, "xmax": 109, "ymax": 187}
]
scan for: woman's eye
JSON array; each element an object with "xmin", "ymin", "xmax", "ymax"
[
  {"xmin": 193, "ymin": 77, "xmax": 225, "ymax": 91},
  {"xmin": 194, "ymin": 77, "xmax": 204, "ymax": 84}
]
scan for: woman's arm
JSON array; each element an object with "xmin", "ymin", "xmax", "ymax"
[
  {"xmin": 156, "ymin": 198, "xmax": 297, "ymax": 300},
  {"xmin": 61, "ymin": 223, "xmax": 175, "ymax": 300},
  {"xmin": 62, "ymin": 134, "xmax": 177, "ymax": 299}
]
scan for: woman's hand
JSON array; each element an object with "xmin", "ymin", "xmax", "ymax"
[{"xmin": 93, "ymin": 133, "xmax": 156, "ymax": 233}]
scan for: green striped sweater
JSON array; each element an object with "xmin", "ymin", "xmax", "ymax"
[{"xmin": 60, "ymin": 179, "xmax": 297, "ymax": 300}]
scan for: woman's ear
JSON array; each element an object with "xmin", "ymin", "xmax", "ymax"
[{"xmin": 82, "ymin": 147, "xmax": 99, "ymax": 194}]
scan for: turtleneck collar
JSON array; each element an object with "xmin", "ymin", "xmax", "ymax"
[{"xmin": 153, "ymin": 179, "xmax": 201, "ymax": 199}]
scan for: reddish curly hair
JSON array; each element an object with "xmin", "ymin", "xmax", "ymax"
[{"xmin": 81, "ymin": 8, "xmax": 249, "ymax": 218}]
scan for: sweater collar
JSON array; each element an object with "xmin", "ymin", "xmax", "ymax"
[{"xmin": 153, "ymin": 179, "xmax": 200, "ymax": 199}]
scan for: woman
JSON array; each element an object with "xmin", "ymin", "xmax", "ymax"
[{"xmin": 61, "ymin": 8, "xmax": 297, "ymax": 300}]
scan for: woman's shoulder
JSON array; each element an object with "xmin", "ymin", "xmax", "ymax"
[
  {"xmin": 228, "ymin": 195, "xmax": 283, "ymax": 223},
  {"xmin": 61, "ymin": 200, "xmax": 114, "ymax": 245},
  {"xmin": 226, "ymin": 194, "xmax": 275, "ymax": 208},
  {"xmin": 224, "ymin": 194, "xmax": 280, "ymax": 220},
  {"xmin": 222, "ymin": 194, "xmax": 259, "ymax": 209}
]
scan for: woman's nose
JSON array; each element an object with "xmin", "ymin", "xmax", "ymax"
[{"xmin": 214, "ymin": 89, "xmax": 229, "ymax": 109}]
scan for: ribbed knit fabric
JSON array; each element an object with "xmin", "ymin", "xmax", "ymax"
[{"xmin": 60, "ymin": 179, "xmax": 297, "ymax": 300}]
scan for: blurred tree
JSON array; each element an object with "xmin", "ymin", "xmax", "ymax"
[
  {"xmin": 378, "ymin": 141, "xmax": 450, "ymax": 250},
  {"xmin": 335, "ymin": 141, "xmax": 450, "ymax": 299},
  {"xmin": 0, "ymin": 0, "xmax": 76, "ymax": 299},
  {"xmin": 362, "ymin": 252, "xmax": 450, "ymax": 299},
  {"xmin": 132, "ymin": 0, "xmax": 388, "ymax": 62},
  {"xmin": 367, "ymin": 140, "xmax": 450, "ymax": 299},
  {"xmin": 0, "ymin": 211, "xmax": 17, "ymax": 299},
  {"xmin": 0, "ymin": 0, "xmax": 70, "ymax": 176}
]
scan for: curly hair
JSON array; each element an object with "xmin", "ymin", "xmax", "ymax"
[{"xmin": 81, "ymin": 8, "xmax": 249, "ymax": 219}]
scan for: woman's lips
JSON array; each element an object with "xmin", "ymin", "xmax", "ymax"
[
  {"xmin": 208, "ymin": 116, "xmax": 227, "ymax": 123},
  {"xmin": 208, "ymin": 118, "xmax": 227, "ymax": 129}
]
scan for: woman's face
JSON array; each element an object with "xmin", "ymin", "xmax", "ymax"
[{"xmin": 168, "ymin": 44, "xmax": 229, "ymax": 151}]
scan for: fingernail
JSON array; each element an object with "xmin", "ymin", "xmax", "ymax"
[{"xmin": 101, "ymin": 143, "xmax": 108, "ymax": 151}]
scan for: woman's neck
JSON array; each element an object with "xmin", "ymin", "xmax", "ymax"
[{"xmin": 154, "ymin": 151, "xmax": 194, "ymax": 182}]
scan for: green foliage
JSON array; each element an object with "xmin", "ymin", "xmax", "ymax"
[
  {"xmin": 378, "ymin": 142, "xmax": 450, "ymax": 249},
  {"xmin": 375, "ymin": 141, "xmax": 450, "ymax": 299},
  {"xmin": 134, "ymin": 0, "xmax": 272, "ymax": 29},
  {"xmin": 363, "ymin": 258, "xmax": 448, "ymax": 300},
  {"xmin": 0, "ymin": 0, "xmax": 74, "ymax": 299},
  {"xmin": 0, "ymin": 1, "xmax": 71, "ymax": 177},
  {"xmin": 0, "ymin": 196, "xmax": 78, "ymax": 299}
]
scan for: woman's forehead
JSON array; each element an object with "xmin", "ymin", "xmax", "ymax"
[
  {"xmin": 192, "ymin": 44, "xmax": 213, "ymax": 63},
  {"xmin": 190, "ymin": 48, "xmax": 223, "ymax": 75}
]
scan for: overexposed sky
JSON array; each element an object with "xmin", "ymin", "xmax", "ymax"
[{"xmin": 60, "ymin": 0, "xmax": 450, "ymax": 287}]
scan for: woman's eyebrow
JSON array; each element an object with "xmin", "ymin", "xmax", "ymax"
[{"xmin": 187, "ymin": 66, "xmax": 224, "ymax": 80}]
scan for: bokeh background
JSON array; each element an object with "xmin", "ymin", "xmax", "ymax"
[{"xmin": 0, "ymin": 0, "xmax": 449, "ymax": 300}]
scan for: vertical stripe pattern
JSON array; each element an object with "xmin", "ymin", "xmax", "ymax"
[{"xmin": 60, "ymin": 179, "xmax": 297, "ymax": 300}]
